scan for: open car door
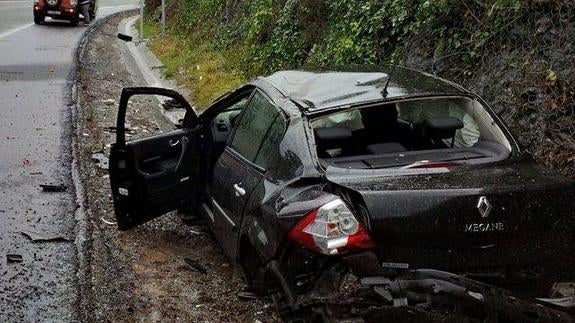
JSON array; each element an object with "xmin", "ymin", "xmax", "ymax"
[{"xmin": 109, "ymin": 87, "xmax": 201, "ymax": 230}]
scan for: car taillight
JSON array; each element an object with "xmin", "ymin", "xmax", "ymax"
[{"xmin": 287, "ymin": 199, "xmax": 375, "ymax": 255}]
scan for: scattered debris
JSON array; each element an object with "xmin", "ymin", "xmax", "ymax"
[
  {"xmin": 117, "ymin": 33, "xmax": 132, "ymax": 42},
  {"xmin": 6, "ymin": 254, "xmax": 23, "ymax": 263},
  {"xmin": 102, "ymin": 99, "xmax": 116, "ymax": 106},
  {"xmin": 20, "ymin": 229, "xmax": 69, "ymax": 243},
  {"xmin": 100, "ymin": 217, "xmax": 117, "ymax": 225},
  {"xmin": 91, "ymin": 152, "xmax": 109, "ymax": 170},
  {"xmin": 238, "ymin": 288, "xmax": 262, "ymax": 300},
  {"xmin": 103, "ymin": 125, "xmax": 134, "ymax": 133},
  {"xmin": 184, "ymin": 258, "xmax": 208, "ymax": 274},
  {"xmin": 40, "ymin": 183, "xmax": 67, "ymax": 192},
  {"xmin": 22, "ymin": 159, "xmax": 32, "ymax": 166},
  {"xmin": 162, "ymin": 99, "xmax": 182, "ymax": 110}
]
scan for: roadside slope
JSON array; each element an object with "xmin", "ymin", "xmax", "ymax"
[{"xmin": 75, "ymin": 13, "xmax": 278, "ymax": 322}]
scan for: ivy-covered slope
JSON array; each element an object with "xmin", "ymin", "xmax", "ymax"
[{"xmin": 147, "ymin": 0, "xmax": 574, "ymax": 178}]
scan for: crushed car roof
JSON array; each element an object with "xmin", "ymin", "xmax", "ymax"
[{"xmin": 260, "ymin": 66, "xmax": 469, "ymax": 112}]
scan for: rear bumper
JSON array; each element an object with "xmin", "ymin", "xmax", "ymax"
[{"xmin": 368, "ymin": 239, "xmax": 575, "ymax": 296}]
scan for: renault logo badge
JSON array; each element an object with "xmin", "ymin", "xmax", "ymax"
[{"xmin": 477, "ymin": 196, "xmax": 492, "ymax": 218}]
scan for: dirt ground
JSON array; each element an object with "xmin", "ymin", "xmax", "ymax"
[{"xmin": 75, "ymin": 12, "xmax": 279, "ymax": 322}]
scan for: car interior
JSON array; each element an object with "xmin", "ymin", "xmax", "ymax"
[
  {"xmin": 311, "ymin": 97, "xmax": 513, "ymax": 169},
  {"xmin": 208, "ymin": 95, "xmax": 250, "ymax": 156}
]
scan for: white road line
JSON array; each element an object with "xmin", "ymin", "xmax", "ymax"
[{"xmin": 0, "ymin": 23, "xmax": 34, "ymax": 40}]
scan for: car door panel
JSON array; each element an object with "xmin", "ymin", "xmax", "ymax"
[
  {"xmin": 206, "ymin": 90, "xmax": 282, "ymax": 260},
  {"xmin": 109, "ymin": 87, "xmax": 201, "ymax": 230},
  {"xmin": 208, "ymin": 148, "xmax": 264, "ymax": 259}
]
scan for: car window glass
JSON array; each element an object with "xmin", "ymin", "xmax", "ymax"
[
  {"xmin": 398, "ymin": 99, "xmax": 480, "ymax": 147},
  {"xmin": 229, "ymin": 91, "xmax": 278, "ymax": 162},
  {"xmin": 254, "ymin": 115, "xmax": 286, "ymax": 169},
  {"xmin": 216, "ymin": 96, "xmax": 251, "ymax": 128},
  {"xmin": 311, "ymin": 110, "xmax": 363, "ymax": 130}
]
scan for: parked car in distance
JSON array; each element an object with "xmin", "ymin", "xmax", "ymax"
[
  {"xmin": 33, "ymin": 0, "xmax": 98, "ymax": 25},
  {"xmin": 109, "ymin": 66, "xmax": 575, "ymax": 322}
]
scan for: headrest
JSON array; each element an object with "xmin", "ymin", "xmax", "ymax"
[
  {"xmin": 422, "ymin": 117, "xmax": 464, "ymax": 140},
  {"xmin": 229, "ymin": 111, "xmax": 241, "ymax": 127},
  {"xmin": 361, "ymin": 106, "xmax": 398, "ymax": 127},
  {"xmin": 314, "ymin": 127, "xmax": 353, "ymax": 142}
]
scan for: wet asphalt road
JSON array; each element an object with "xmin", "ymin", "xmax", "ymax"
[{"xmin": 0, "ymin": 1, "xmax": 136, "ymax": 321}]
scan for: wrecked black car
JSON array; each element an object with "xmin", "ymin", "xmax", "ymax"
[{"xmin": 109, "ymin": 66, "xmax": 575, "ymax": 322}]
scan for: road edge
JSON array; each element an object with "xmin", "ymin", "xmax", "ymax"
[
  {"xmin": 119, "ymin": 15, "xmax": 192, "ymax": 124},
  {"xmin": 64, "ymin": 10, "xmax": 138, "ymax": 321}
]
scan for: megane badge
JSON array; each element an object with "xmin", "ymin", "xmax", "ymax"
[{"xmin": 477, "ymin": 196, "xmax": 492, "ymax": 218}]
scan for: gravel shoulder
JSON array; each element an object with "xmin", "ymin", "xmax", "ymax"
[{"xmin": 75, "ymin": 12, "xmax": 278, "ymax": 322}]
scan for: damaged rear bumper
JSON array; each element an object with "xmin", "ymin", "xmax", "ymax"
[
  {"xmin": 267, "ymin": 250, "xmax": 574, "ymax": 322},
  {"xmin": 360, "ymin": 270, "xmax": 573, "ymax": 322},
  {"xmin": 344, "ymin": 252, "xmax": 574, "ymax": 322}
]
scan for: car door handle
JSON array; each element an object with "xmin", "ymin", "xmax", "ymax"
[
  {"xmin": 233, "ymin": 183, "xmax": 246, "ymax": 197},
  {"xmin": 174, "ymin": 136, "xmax": 189, "ymax": 173},
  {"xmin": 169, "ymin": 138, "xmax": 180, "ymax": 147}
]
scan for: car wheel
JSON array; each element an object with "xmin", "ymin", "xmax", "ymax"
[{"xmin": 33, "ymin": 13, "xmax": 45, "ymax": 24}]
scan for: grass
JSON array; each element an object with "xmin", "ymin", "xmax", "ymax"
[
  {"xmin": 144, "ymin": 21, "xmax": 247, "ymax": 109},
  {"xmin": 135, "ymin": 18, "xmax": 161, "ymax": 39}
]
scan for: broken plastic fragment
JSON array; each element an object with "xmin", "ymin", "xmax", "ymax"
[
  {"xmin": 40, "ymin": 184, "xmax": 67, "ymax": 192},
  {"xmin": 102, "ymin": 99, "xmax": 116, "ymax": 106},
  {"xmin": 103, "ymin": 126, "xmax": 134, "ymax": 133},
  {"xmin": 91, "ymin": 152, "xmax": 109, "ymax": 170},
  {"xmin": 6, "ymin": 254, "xmax": 23, "ymax": 263},
  {"xmin": 184, "ymin": 258, "xmax": 207, "ymax": 274},
  {"xmin": 20, "ymin": 229, "xmax": 69, "ymax": 243},
  {"xmin": 100, "ymin": 217, "xmax": 117, "ymax": 225},
  {"xmin": 117, "ymin": 33, "xmax": 133, "ymax": 42}
]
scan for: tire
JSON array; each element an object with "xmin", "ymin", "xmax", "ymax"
[
  {"xmin": 33, "ymin": 13, "xmax": 45, "ymax": 24},
  {"xmin": 70, "ymin": 15, "xmax": 79, "ymax": 26},
  {"xmin": 238, "ymin": 240, "xmax": 268, "ymax": 295}
]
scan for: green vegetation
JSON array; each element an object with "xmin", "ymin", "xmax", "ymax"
[
  {"xmin": 137, "ymin": 17, "xmax": 160, "ymax": 39},
  {"xmin": 144, "ymin": 0, "xmax": 530, "ymax": 107},
  {"xmin": 147, "ymin": 33, "xmax": 246, "ymax": 108}
]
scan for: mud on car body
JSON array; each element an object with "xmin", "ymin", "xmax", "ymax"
[
  {"xmin": 33, "ymin": 0, "xmax": 98, "ymax": 25},
  {"xmin": 109, "ymin": 66, "xmax": 575, "ymax": 322}
]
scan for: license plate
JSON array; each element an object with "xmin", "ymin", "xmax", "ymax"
[{"xmin": 47, "ymin": 10, "xmax": 61, "ymax": 15}]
